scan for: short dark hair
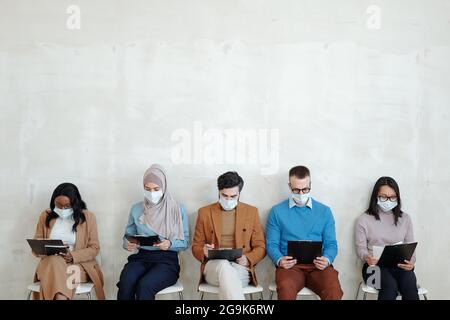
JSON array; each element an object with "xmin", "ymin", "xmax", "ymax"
[
  {"xmin": 217, "ymin": 171, "xmax": 244, "ymax": 192},
  {"xmin": 289, "ymin": 166, "xmax": 310, "ymax": 179}
]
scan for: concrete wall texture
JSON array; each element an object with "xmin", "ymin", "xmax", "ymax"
[{"xmin": 0, "ymin": 0, "xmax": 449, "ymax": 299}]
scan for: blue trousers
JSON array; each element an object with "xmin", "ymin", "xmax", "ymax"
[
  {"xmin": 362, "ymin": 263, "xmax": 419, "ymax": 300},
  {"xmin": 117, "ymin": 250, "xmax": 180, "ymax": 300}
]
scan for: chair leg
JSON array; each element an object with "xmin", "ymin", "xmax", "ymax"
[
  {"xmin": 260, "ymin": 292, "xmax": 264, "ymax": 300},
  {"xmin": 269, "ymin": 291, "xmax": 274, "ymax": 300},
  {"xmin": 423, "ymin": 294, "xmax": 428, "ymax": 300},
  {"xmin": 363, "ymin": 292, "xmax": 367, "ymax": 300},
  {"xmin": 179, "ymin": 292, "xmax": 184, "ymax": 300},
  {"xmin": 199, "ymin": 292, "xmax": 204, "ymax": 300},
  {"xmin": 87, "ymin": 292, "xmax": 92, "ymax": 300},
  {"xmin": 27, "ymin": 290, "xmax": 32, "ymax": 300},
  {"xmin": 250, "ymin": 293, "xmax": 253, "ymax": 300},
  {"xmin": 355, "ymin": 282, "xmax": 362, "ymax": 300}
]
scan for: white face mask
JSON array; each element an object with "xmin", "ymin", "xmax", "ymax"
[
  {"xmin": 144, "ymin": 189, "xmax": 163, "ymax": 205},
  {"xmin": 377, "ymin": 199, "xmax": 398, "ymax": 212},
  {"xmin": 54, "ymin": 207, "xmax": 74, "ymax": 219},
  {"xmin": 219, "ymin": 196, "xmax": 238, "ymax": 211},
  {"xmin": 291, "ymin": 192, "xmax": 311, "ymax": 207}
]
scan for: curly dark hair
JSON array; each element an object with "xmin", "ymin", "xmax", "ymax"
[{"xmin": 46, "ymin": 182, "xmax": 87, "ymax": 232}]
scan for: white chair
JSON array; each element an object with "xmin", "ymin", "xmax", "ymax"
[
  {"xmin": 268, "ymin": 282, "xmax": 319, "ymax": 300},
  {"xmin": 27, "ymin": 281, "xmax": 95, "ymax": 300},
  {"xmin": 355, "ymin": 281, "xmax": 428, "ymax": 300},
  {"xmin": 156, "ymin": 281, "xmax": 184, "ymax": 300},
  {"xmin": 198, "ymin": 283, "xmax": 264, "ymax": 300},
  {"xmin": 27, "ymin": 254, "xmax": 101, "ymax": 300}
]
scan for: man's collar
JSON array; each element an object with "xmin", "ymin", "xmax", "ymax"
[{"xmin": 289, "ymin": 196, "xmax": 313, "ymax": 209}]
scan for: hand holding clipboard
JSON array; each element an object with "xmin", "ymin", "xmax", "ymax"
[
  {"xmin": 372, "ymin": 242, "xmax": 418, "ymax": 269},
  {"xmin": 287, "ymin": 240, "xmax": 328, "ymax": 270}
]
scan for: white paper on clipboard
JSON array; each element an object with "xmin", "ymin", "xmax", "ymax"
[{"xmin": 373, "ymin": 242, "xmax": 403, "ymax": 260}]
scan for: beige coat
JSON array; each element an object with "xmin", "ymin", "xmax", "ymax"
[{"xmin": 32, "ymin": 209, "xmax": 105, "ymax": 300}]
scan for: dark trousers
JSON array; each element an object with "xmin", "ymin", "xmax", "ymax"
[
  {"xmin": 362, "ymin": 263, "xmax": 419, "ymax": 300},
  {"xmin": 117, "ymin": 250, "xmax": 180, "ymax": 300}
]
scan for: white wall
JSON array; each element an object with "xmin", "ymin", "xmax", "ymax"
[{"xmin": 0, "ymin": 0, "xmax": 449, "ymax": 299}]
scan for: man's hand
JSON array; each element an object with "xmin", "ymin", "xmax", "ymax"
[
  {"xmin": 313, "ymin": 256, "xmax": 329, "ymax": 270},
  {"xmin": 203, "ymin": 244, "xmax": 214, "ymax": 258},
  {"xmin": 278, "ymin": 256, "xmax": 297, "ymax": 269},
  {"xmin": 236, "ymin": 255, "xmax": 249, "ymax": 267}
]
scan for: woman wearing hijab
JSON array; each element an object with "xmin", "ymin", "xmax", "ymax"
[
  {"xmin": 117, "ymin": 164, "xmax": 190, "ymax": 300},
  {"xmin": 31, "ymin": 183, "xmax": 105, "ymax": 300}
]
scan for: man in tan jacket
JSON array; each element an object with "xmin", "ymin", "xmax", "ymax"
[{"xmin": 192, "ymin": 171, "xmax": 266, "ymax": 300}]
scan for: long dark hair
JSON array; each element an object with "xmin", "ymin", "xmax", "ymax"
[
  {"xmin": 46, "ymin": 183, "xmax": 87, "ymax": 232},
  {"xmin": 366, "ymin": 176, "xmax": 403, "ymax": 226}
]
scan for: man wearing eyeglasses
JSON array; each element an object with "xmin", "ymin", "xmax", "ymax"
[{"xmin": 266, "ymin": 166, "xmax": 343, "ymax": 300}]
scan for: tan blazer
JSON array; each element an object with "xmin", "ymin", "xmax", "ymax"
[
  {"xmin": 192, "ymin": 202, "xmax": 266, "ymax": 285},
  {"xmin": 32, "ymin": 209, "xmax": 105, "ymax": 300}
]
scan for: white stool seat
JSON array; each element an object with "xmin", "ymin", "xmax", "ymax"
[
  {"xmin": 156, "ymin": 281, "xmax": 184, "ymax": 295},
  {"xmin": 27, "ymin": 281, "xmax": 94, "ymax": 295},
  {"xmin": 361, "ymin": 283, "xmax": 379, "ymax": 294},
  {"xmin": 418, "ymin": 287, "xmax": 428, "ymax": 295},
  {"xmin": 198, "ymin": 283, "xmax": 264, "ymax": 300},
  {"xmin": 198, "ymin": 283, "xmax": 264, "ymax": 295},
  {"xmin": 361, "ymin": 283, "xmax": 428, "ymax": 295},
  {"xmin": 358, "ymin": 281, "xmax": 428, "ymax": 300},
  {"xmin": 268, "ymin": 282, "xmax": 318, "ymax": 297}
]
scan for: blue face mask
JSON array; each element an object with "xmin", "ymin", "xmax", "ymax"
[
  {"xmin": 291, "ymin": 192, "xmax": 310, "ymax": 207},
  {"xmin": 219, "ymin": 196, "xmax": 238, "ymax": 211},
  {"xmin": 144, "ymin": 189, "xmax": 163, "ymax": 205}
]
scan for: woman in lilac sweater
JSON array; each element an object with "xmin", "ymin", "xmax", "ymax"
[{"xmin": 355, "ymin": 176, "xmax": 419, "ymax": 300}]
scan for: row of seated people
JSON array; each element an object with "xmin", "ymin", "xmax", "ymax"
[{"xmin": 30, "ymin": 165, "xmax": 419, "ymax": 300}]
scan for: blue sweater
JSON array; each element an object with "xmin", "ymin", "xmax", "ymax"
[
  {"xmin": 266, "ymin": 198, "xmax": 338, "ymax": 266},
  {"xmin": 123, "ymin": 201, "xmax": 190, "ymax": 252}
]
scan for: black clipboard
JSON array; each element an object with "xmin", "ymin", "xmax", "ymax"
[
  {"xmin": 126, "ymin": 235, "xmax": 160, "ymax": 246},
  {"xmin": 27, "ymin": 239, "xmax": 66, "ymax": 256},
  {"xmin": 208, "ymin": 248, "xmax": 243, "ymax": 261},
  {"xmin": 288, "ymin": 240, "xmax": 323, "ymax": 264},
  {"xmin": 377, "ymin": 242, "xmax": 418, "ymax": 268}
]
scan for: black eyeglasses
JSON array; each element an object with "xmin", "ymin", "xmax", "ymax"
[
  {"xmin": 378, "ymin": 195, "xmax": 398, "ymax": 202},
  {"xmin": 291, "ymin": 187, "xmax": 311, "ymax": 195}
]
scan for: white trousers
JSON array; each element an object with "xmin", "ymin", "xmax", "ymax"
[{"xmin": 203, "ymin": 259, "xmax": 251, "ymax": 300}]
